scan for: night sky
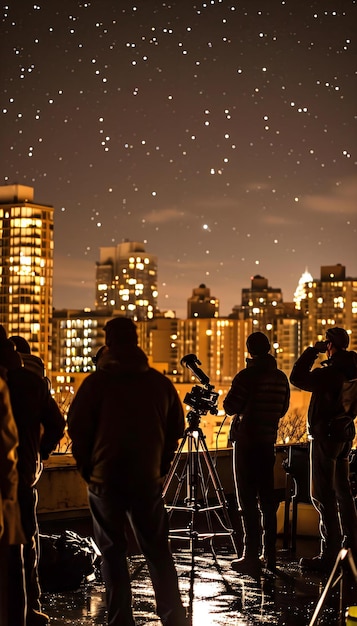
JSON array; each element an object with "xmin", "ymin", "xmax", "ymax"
[{"xmin": 1, "ymin": 1, "xmax": 356, "ymax": 318}]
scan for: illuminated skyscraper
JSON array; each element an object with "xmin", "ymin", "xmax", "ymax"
[
  {"xmin": 0, "ymin": 184, "xmax": 54, "ymax": 370},
  {"xmin": 294, "ymin": 268, "xmax": 313, "ymax": 310},
  {"xmin": 300, "ymin": 264, "xmax": 357, "ymax": 351},
  {"xmin": 95, "ymin": 240, "xmax": 158, "ymax": 321}
]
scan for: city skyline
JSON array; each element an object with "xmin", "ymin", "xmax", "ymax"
[{"xmin": 1, "ymin": 1, "xmax": 356, "ymax": 319}]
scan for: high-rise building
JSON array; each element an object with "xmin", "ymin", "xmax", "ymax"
[
  {"xmin": 0, "ymin": 184, "xmax": 54, "ymax": 370},
  {"xmin": 299, "ymin": 263, "xmax": 357, "ymax": 351},
  {"xmin": 187, "ymin": 283, "xmax": 219, "ymax": 318},
  {"xmin": 229, "ymin": 274, "xmax": 303, "ymax": 376},
  {"xmin": 52, "ymin": 308, "xmax": 108, "ymax": 373},
  {"xmin": 95, "ymin": 240, "xmax": 158, "ymax": 321},
  {"xmin": 233, "ymin": 274, "xmax": 284, "ymax": 324},
  {"xmin": 294, "ymin": 268, "xmax": 313, "ymax": 310}
]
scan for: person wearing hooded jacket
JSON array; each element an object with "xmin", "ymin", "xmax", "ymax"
[
  {"xmin": 0, "ymin": 369, "xmax": 27, "ymax": 626},
  {"xmin": 67, "ymin": 317, "xmax": 188, "ymax": 626},
  {"xmin": 290, "ymin": 326, "xmax": 357, "ymax": 572},
  {"xmin": 223, "ymin": 331, "xmax": 290, "ymax": 577},
  {"xmin": 0, "ymin": 326, "xmax": 65, "ymax": 626}
]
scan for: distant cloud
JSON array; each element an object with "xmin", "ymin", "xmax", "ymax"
[
  {"xmin": 262, "ymin": 214, "xmax": 298, "ymax": 226},
  {"xmin": 143, "ymin": 207, "xmax": 185, "ymax": 223},
  {"xmin": 302, "ymin": 177, "xmax": 357, "ymax": 214},
  {"xmin": 245, "ymin": 181, "xmax": 271, "ymax": 191}
]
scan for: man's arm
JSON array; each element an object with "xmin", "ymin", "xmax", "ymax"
[
  {"xmin": 67, "ymin": 375, "xmax": 98, "ymax": 482},
  {"xmin": 40, "ymin": 389, "xmax": 66, "ymax": 459},
  {"xmin": 223, "ymin": 371, "xmax": 248, "ymax": 416},
  {"xmin": 290, "ymin": 346, "xmax": 322, "ymax": 392},
  {"xmin": 223, "ymin": 371, "xmax": 249, "ymax": 442},
  {"xmin": 161, "ymin": 384, "xmax": 185, "ymax": 477}
]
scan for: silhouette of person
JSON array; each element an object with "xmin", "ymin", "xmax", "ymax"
[
  {"xmin": 68, "ymin": 317, "xmax": 188, "ymax": 626},
  {"xmin": 0, "ymin": 327, "xmax": 65, "ymax": 626},
  {"xmin": 224, "ymin": 331, "xmax": 290, "ymax": 576},
  {"xmin": 0, "ymin": 366, "xmax": 26, "ymax": 626},
  {"xmin": 291, "ymin": 327, "xmax": 357, "ymax": 571}
]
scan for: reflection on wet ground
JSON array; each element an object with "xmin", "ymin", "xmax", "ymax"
[{"xmin": 40, "ymin": 528, "xmax": 356, "ymax": 626}]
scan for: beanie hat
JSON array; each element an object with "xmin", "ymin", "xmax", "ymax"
[
  {"xmin": 104, "ymin": 317, "xmax": 138, "ymax": 347},
  {"xmin": 9, "ymin": 335, "xmax": 31, "ymax": 354},
  {"xmin": 246, "ymin": 331, "xmax": 270, "ymax": 356},
  {"xmin": 326, "ymin": 327, "xmax": 349, "ymax": 350}
]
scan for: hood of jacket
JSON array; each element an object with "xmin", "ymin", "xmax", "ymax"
[
  {"xmin": 97, "ymin": 344, "xmax": 149, "ymax": 375},
  {"xmin": 246, "ymin": 353, "xmax": 278, "ymax": 371}
]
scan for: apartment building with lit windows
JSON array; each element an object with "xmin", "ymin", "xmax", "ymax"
[
  {"xmin": 298, "ymin": 264, "xmax": 357, "ymax": 351},
  {"xmin": 187, "ymin": 283, "xmax": 219, "ymax": 319},
  {"xmin": 0, "ymin": 184, "xmax": 54, "ymax": 370},
  {"xmin": 95, "ymin": 240, "xmax": 158, "ymax": 321},
  {"xmin": 229, "ymin": 274, "xmax": 302, "ymax": 377}
]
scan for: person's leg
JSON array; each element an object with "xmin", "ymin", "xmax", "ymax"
[
  {"xmin": 129, "ymin": 484, "xmax": 187, "ymax": 626},
  {"xmin": 233, "ymin": 443, "xmax": 261, "ymax": 560},
  {"xmin": 310, "ymin": 439, "xmax": 344, "ymax": 561},
  {"xmin": 257, "ymin": 446, "xmax": 277, "ymax": 569},
  {"xmin": 335, "ymin": 443, "xmax": 357, "ymax": 556},
  {"xmin": 7, "ymin": 543, "xmax": 26, "ymax": 626},
  {"xmin": 88, "ymin": 488, "xmax": 136, "ymax": 626},
  {"xmin": 18, "ymin": 485, "xmax": 47, "ymax": 625}
]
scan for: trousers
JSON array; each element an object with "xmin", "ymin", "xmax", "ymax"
[
  {"xmin": 88, "ymin": 482, "xmax": 186, "ymax": 626},
  {"xmin": 233, "ymin": 441, "xmax": 277, "ymax": 561},
  {"xmin": 310, "ymin": 437, "xmax": 357, "ymax": 560}
]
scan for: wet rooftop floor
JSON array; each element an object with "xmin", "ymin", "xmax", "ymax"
[{"xmin": 38, "ymin": 516, "xmax": 357, "ymax": 626}]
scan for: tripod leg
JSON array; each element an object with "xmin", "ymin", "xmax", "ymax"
[
  {"xmin": 308, "ymin": 549, "xmax": 355, "ymax": 626},
  {"xmin": 196, "ymin": 429, "xmax": 238, "ymax": 553},
  {"xmin": 162, "ymin": 433, "xmax": 188, "ymax": 498}
]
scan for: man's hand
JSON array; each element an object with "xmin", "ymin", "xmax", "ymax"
[{"xmin": 314, "ymin": 341, "xmax": 328, "ymax": 353}]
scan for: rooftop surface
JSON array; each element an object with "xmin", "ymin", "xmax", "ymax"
[{"xmin": 38, "ymin": 516, "xmax": 356, "ymax": 626}]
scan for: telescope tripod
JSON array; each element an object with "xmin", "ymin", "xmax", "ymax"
[
  {"xmin": 162, "ymin": 409, "xmax": 238, "ymax": 557},
  {"xmin": 308, "ymin": 548, "xmax": 357, "ymax": 626}
]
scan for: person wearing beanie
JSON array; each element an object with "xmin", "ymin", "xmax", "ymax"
[
  {"xmin": 68, "ymin": 317, "xmax": 188, "ymax": 626},
  {"xmin": 290, "ymin": 327, "xmax": 357, "ymax": 572},
  {"xmin": 103, "ymin": 317, "xmax": 138, "ymax": 347},
  {"xmin": 9, "ymin": 336, "xmax": 46, "ymax": 379},
  {"xmin": 223, "ymin": 332, "xmax": 290, "ymax": 577}
]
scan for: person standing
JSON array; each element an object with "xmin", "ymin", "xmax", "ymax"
[
  {"xmin": 0, "ymin": 327, "xmax": 65, "ymax": 626},
  {"xmin": 290, "ymin": 327, "xmax": 357, "ymax": 571},
  {"xmin": 68, "ymin": 317, "xmax": 188, "ymax": 626},
  {"xmin": 223, "ymin": 331, "xmax": 290, "ymax": 576},
  {"xmin": 0, "ymin": 368, "xmax": 27, "ymax": 626}
]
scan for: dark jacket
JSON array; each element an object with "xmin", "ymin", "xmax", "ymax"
[
  {"xmin": 290, "ymin": 347, "xmax": 357, "ymax": 438},
  {"xmin": 223, "ymin": 354, "xmax": 290, "ymax": 444},
  {"xmin": 0, "ymin": 374, "xmax": 26, "ymax": 545},
  {"xmin": 7, "ymin": 367, "xmax": 65, "ymax": 486},
  {"xmin": 67, "ymin": 346, "xmax": 185, "ymax": 489}
]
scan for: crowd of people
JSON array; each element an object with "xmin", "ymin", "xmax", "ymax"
[{"xmin": 1, "ymin": 318, "xmax": 357, "ymax": 626}]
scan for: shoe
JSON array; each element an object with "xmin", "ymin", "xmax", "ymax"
[
  {"xmin": 26, "ymin": 609, "xmax": 50, "ymax": 626},
  {"xmin": 299, "ymin": 554, "xmax": 335, "ymax": 572},
  {"xmin": 259, "ymin": 554, "xmax": 276, "ymax": 572},
  {"xmin": 231, "ymin": 557, "xmax": 261, "ymax": 577},
  {"xmin": 266, "ymin": 558, "xmax": 276, "ymax": 573}
]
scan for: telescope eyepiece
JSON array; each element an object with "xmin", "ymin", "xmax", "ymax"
[
  {"xmin": 180, "ymin": 353, "xmax": 210, "ymax": 386},
  {"xmin": 180, "ymin": 353, "xmax": 201, "ymax": 368}
]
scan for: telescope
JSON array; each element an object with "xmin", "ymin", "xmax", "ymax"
[
  {"xmin": 180, "ymin": 354, "xmax": 218, "ymax": 417},
  {"xmin": 180, "ymin": 353, "xmax": 210, "ymax": 386}
]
